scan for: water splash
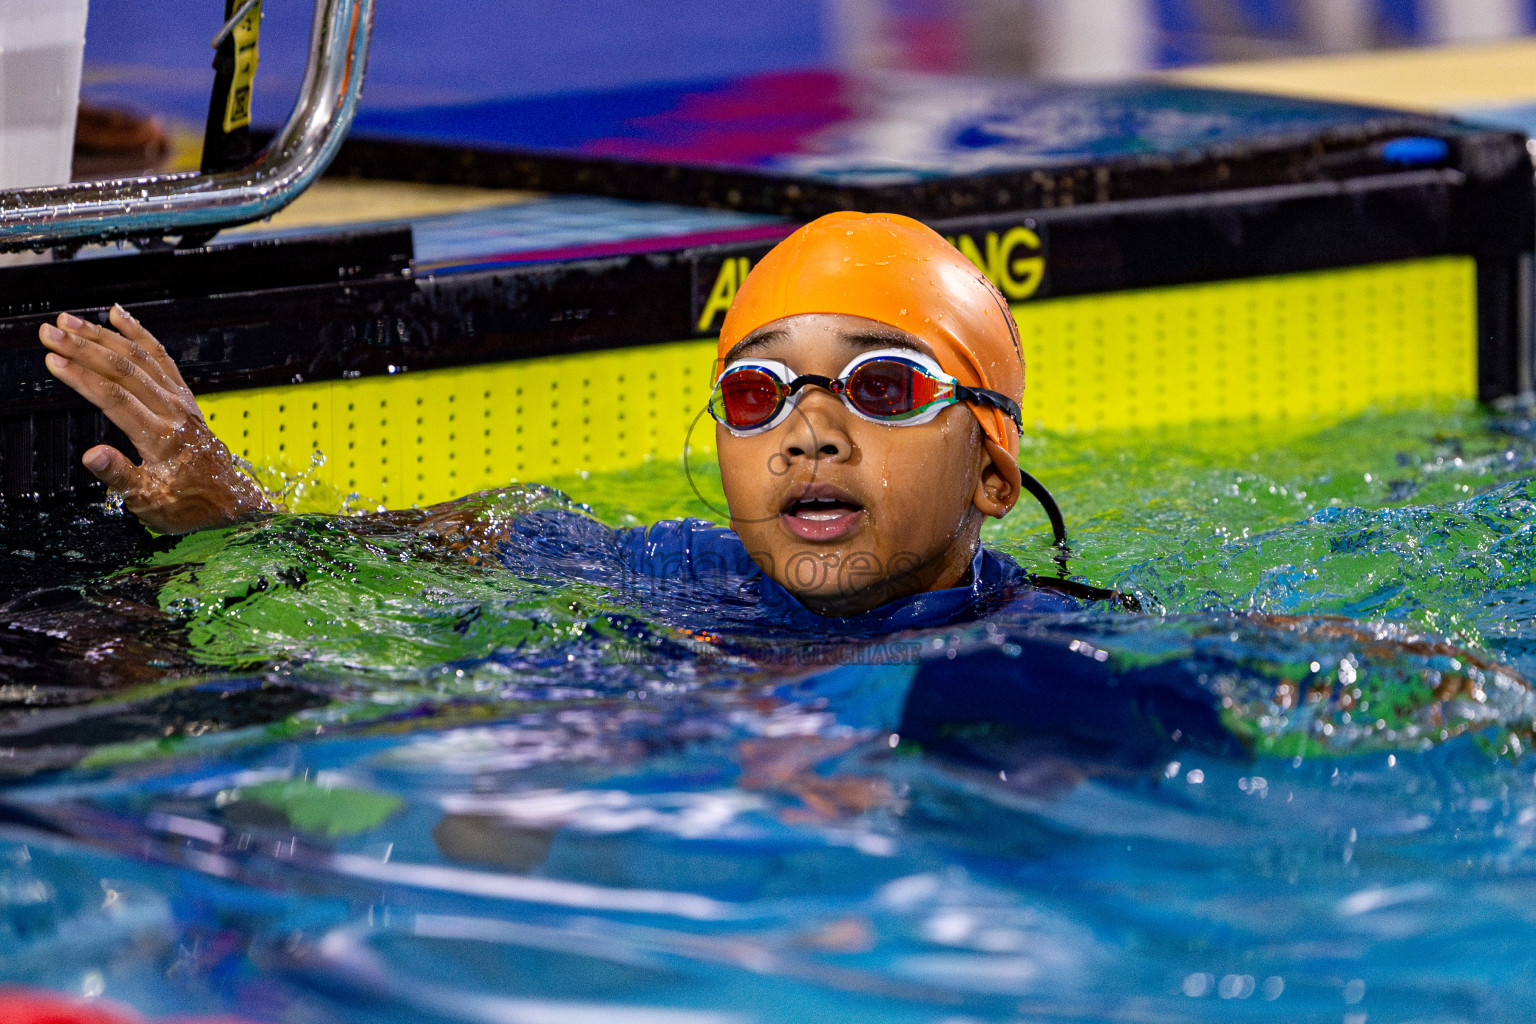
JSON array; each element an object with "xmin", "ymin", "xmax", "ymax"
[{"xmin": 236, "ymin": 446, "xmax": 352, "ymax": 515}]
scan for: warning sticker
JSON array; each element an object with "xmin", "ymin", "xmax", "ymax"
[{"xmin": 222, "ymin": 1, "xmax": 262, "ymax": 133}]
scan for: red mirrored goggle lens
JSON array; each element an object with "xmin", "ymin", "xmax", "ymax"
[
  {"xmin": 713, "ymin": 367, "xmax": 787, "ymax": 429},
  {"xmin": 845, "ymin": 358, "xmax": 948, "ymax": 419},
  {"xmin": 712, "ymin": 358, "xmax": 957, "ymax": 430}
]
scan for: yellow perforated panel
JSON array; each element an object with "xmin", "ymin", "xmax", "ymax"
[
  {"xmin": 204, "ymin": 339, "xmax": 716, "ymax": 508},
  {"xmin": 202, "ymin": 256, "xmax": 1479, "ymax": 508},
  {"xmin": 1014, "ymin": 256, "xmax": 1477, "ymax": 432}
]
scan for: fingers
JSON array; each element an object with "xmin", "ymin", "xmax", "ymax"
[
  {"xmin": 80, "ymin": 444, "xmax": 141, "ymax": 493},
  {"xmin": 108, "ymin": 303, "xmax": 191, "ymax": 394},
  {"xmin": 40, "ymin": 316, "xmax": 181, "ymax": 421},
  {"xmin": 43, "ymin": 349, "xmax": 171, "ymax": 455},
  {"xmin": 45, "ymin": 309, "xmax": 189, "ymax": 408}
]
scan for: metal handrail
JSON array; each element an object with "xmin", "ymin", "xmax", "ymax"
[{"xmin": 0, "ymin": 0, "xmax": 372, "ymax": 251}]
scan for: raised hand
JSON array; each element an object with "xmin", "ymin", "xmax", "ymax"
[{"xmin": 40, "ymin": 305, "xmax": 275, "ymax": 534}]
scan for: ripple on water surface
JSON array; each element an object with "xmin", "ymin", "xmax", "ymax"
[{"xmin": 3, "ymin": 403, "xmax": 1536, "ymax": 1021}]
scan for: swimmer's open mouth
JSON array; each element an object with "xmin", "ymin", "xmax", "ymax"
[{"xmin": 781, "ymin": 486, "xmax": 864, "ymax": 541}]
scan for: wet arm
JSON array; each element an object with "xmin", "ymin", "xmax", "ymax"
[{"xmin": 411, "ymin": 497, "xmax": 639, "ymax": 571}]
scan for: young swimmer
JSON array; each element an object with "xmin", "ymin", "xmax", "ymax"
[{"xmin": 38, "ymin": 212, "xmax": 1075, "ymax": 626}]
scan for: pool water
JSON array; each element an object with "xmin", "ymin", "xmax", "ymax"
[{"xmin": 5, "ymin": 401, "xmax": 1536, "ymax": 1021}]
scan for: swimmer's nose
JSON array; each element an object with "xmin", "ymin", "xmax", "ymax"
[{"xmin": 781, "ymin": 388, "xmax": 853, "ymax": 463}]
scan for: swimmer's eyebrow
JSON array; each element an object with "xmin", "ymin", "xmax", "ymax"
[
  {"xmin": 724, "ymin": 328, "xmax": 786, "ymax": 362},
  {"xmin": 840, "ymin": 330, "xmax": 922, "ymax": 352},
  {"xmin": 724, "ymin": 326, "xmax": 923, "ymax": 362}
]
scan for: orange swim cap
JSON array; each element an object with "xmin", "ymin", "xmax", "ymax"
[{"xmin": 717, "ymin": 211, "xmax": 1025, "ymax": 491}]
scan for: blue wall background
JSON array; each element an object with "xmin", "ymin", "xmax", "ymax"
[
  {"xmin": 80, "ymin": 0, "xmax": 1536, "ymax": 129},
  {"xmin": 82, "ymin": 0, "xmax": 831, "ymax": 125}
]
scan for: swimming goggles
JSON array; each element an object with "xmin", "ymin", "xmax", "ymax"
[{"xmin": 709, "ymin": 348, "xmax": 1023, "ymax": 436}]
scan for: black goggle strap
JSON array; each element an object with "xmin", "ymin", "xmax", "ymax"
[
  {"xmin": 952, "ymin": 388, "xmax": 1082, "ymax": 580},
  {"xmin": 954, "ymin": 383, "xmax": 1023, "ymax": 432},
  {"xmin": 1024, "ymin": 571, "xmax": 1143, "ymax": 611},
  {"xmin": 1018, "ymin": 467, "xmax": 1066, "ymax": 550},
  {"xmin": 1014, "ymin": 468, "xmax": 1136, "ymax": 605},
  {"xmin": 951, "ymin": 384, "xmax": 1069, "ymax": 566},
  {"xmin": 1016, "ymin": 468, "xmax": 1138, "ymax": 607}
]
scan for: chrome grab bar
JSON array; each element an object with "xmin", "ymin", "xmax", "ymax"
[{"xmin": 0, "ymin": 0, "xmax": 372, "ymax": 252}]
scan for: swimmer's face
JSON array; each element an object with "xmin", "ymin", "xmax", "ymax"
[{"xmin": 716, "ymin": 313, "xmax": 1019, "ymax": 617}]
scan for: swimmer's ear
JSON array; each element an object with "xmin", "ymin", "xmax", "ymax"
[{"xmin": 972, "ymin": 441, "xmax": 1019, "ymax": 520}]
